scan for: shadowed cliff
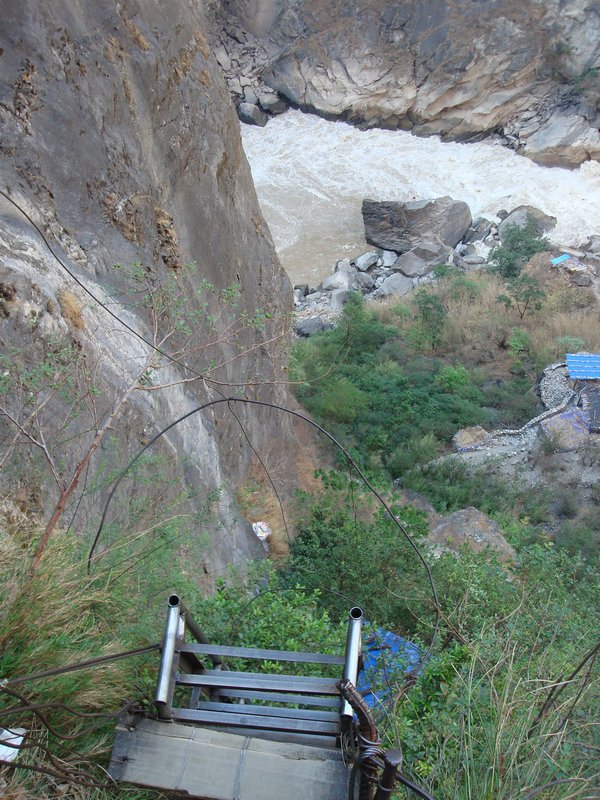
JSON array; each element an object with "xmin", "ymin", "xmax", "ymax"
[{"xmin": 0, "ymin": 0, "xmax": 297, "ymax": 580}]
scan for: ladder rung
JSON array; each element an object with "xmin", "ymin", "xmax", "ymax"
[
  {"xmin": 176, "ymin": 670, "xmax": 339, "ymax": 695},
  {"xmin": 217, "ymin": 689, "xmax": 339, "ymax": 707},
  {"xmin": 172, "ymin": 707, "xmax": 340, "ymax": 735},
  {"xmin": 178, "ymin": 642, "xmax": 345, "ymax": 665},
  {"xmin": 195, "ymin": 700, "xmax": 339, "ymax": 723}
]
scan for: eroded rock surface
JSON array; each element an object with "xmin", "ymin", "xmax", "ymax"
[
  {"xmin": 0, "ymin": 0, "xmax": 296, "ymax": 581},
  {"xmin": 216, "ymin": 0, "xmax": 600, "ymax": 166}
]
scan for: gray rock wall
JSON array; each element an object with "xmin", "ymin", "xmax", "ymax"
[
  {"xmin": 0, "ymin": 0, "xmax": 295, "ymax": 580},
  {"xmin": 222, "ymin": 0, "xmax": 600, "ymax": 166}
]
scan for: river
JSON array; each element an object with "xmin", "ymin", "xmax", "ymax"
[{"xmin": 241, "ymin": 109, "xmax": 600, "ymax": 287}]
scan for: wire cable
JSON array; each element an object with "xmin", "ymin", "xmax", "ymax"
[
  {"xmin": 1, "ymin": 644, "xmax": 159, "ymax": 687},
  {"xmin": 0, "ymin": 188, "xmax": 295, "ymax": 551},
  {"xmin": 86, "ymin": 397, "xmax": 440, "ymax": 682}
]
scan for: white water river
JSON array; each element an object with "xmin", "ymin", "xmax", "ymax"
[{"xmin": 241, "ymin": 109, "xmax": 600, "ymax": 286}]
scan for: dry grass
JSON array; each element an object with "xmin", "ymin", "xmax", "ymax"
[
  {"xmin": 0, "ymin": 504, "xmax": 129, "ymax": 710},
  {"xmin": 374, "ymin": 262, "xmax": 599, "ymax": 375},
  {"xmin": 57, "ymin": 289, "xmax": 85, "ymax": 330}
]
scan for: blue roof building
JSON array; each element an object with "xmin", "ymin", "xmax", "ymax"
[{"xmin": 566, "ymin": 353, "xmax": 600, "ymax": 380}]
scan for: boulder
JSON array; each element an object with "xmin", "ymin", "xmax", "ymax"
[
  {"xmin": 243, "ymin": 87, "xmax": 259, "ymax": 105},
  {"xmin": 381, "ymin": 250, "xmax": 399, "ymax": 267},
  {"xmin": 463, "ymin": 217, "xmax": 493, "ymax": 244},
  {"xmin": 237, "ymin": 102, "xmax": 268, "ymax": 127},
  {"xmin": 354, "ymin": 252, "xmax": 379, "ymax": 271},
  {"xmin": 395, "ymin": 238, "xmax": 452, "ymax": 277},
  {"xmin": 293, "ymin": 288, "xmax": 305, "ymax": 306},
  {"xmin": 330, "ymin": 289, "xmax": 351, "ymax": 311},
  {"xmin": 452, "ymin": 426, "xmax": 490, "ymax": 452},
  {"xmin": 522, "ymin": 109, "xmax": 600, "ymax": 167},
  {"xmin": 321, "ymin": 266, "xmax": 357, "ymax": 291},
  {"xmin": 372, "ymin": 272, "xmax": 413, "ymax": 298},
  {"xmin": 257, "ymin": 91, "xmax": 288, "ymax": 115},
  {"xmin": 498, "ymin": 205, "xmax": 556, "ymax": 240},
  {"xmin": 429, "ymin": 507, "xmax": 516, "ymax": 562},
  {"xmin": 570, "ymin": 271, "xmax": 592, "ymax": 287},
  {"xmin": 362, "ymin": 196, "xmax": 472, "ymax": 253},
  {"xmin": 294, "ymin": 316, "xmax": 334, "ymax": 337},
  {"xmin": 355, "ymin": 272, "xmax": 375, "ymax": 290},
  {"xmin": 585, "ymin": 235, "xmax": 600, "ymax": 254}
]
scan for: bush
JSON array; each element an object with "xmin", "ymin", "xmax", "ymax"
[{"xmin": 490, "ymin": 220, "xmax": 550, "ymax": 277}]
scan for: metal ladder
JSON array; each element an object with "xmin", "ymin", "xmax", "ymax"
[{"xmin": 154, "ymin": 593, "xmax": 363, "ymax": 748}]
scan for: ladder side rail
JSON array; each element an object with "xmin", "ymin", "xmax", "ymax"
[
  {"xmin": 155, "ymin": 593, "xmax": 184, "ymax": 720},
  {"xmin": 178, "ymin": 600, "xmax": 222, "ymax": 667},
  {"xmin": 340, "ymin": 607, "xmax": 363, "ymax": 730}
]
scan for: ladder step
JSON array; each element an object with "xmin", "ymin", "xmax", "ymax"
[
  {"xmin": 179, "ymin": 642, "xmax": 345, "ymax": 665},
  {"xmin": 172, "ymin": 707, "xmax": 340, "ymax": 735},
  {"xmin": 195, "ymin": 700, "xmax": 339, "ymax": 723},
  {"xmin": 177, "ymin": 670, "xmax": 339, "ymax": 695},
  {"xmin": 217, "ymin": 689, "xmax": 339, "ymax": 708}
]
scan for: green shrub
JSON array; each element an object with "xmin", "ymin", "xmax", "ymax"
[{"xmin": 490, "ymin": 220, "xmax": 550, "ymax": 277}]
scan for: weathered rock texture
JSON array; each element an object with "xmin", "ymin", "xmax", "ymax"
[
  {"xmin": 363, "ymin": 197, "xmax": 472, "ymax": 253},
  {"xmin": 0, "ymin": 0, "xmax": 296, "ymax": 581},
  {"xmin": 219, "ymin": 0, "xmax": 600, "ymax": 166},
  {"xmin": 429, "ymin": 508, "xmax": 516, "ymax": 562}
]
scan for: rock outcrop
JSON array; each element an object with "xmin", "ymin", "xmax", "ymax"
[
  {"xmin": 428, "ymin": 508, "xmax": 516, "ymax": 563},
  {"xmin": 498, "ymin": 206, "xmax": 557, "ymax": 240},
  {"xmin": 362, "ymin": 197, "xmax": 472, "ymax": 253},
  {"xmin": 216, "ymin": 0, "xmax": 600, "ymax": 167},
  {"xmin": 0, "ymin": 0, "xmax": 296, "ymax": 581}
]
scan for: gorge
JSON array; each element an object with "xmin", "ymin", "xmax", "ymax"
[{"xmin": 1, "ymin": 3, "xmax": 599, "ymax": 799}]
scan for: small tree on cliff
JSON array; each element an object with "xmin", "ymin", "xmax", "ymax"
[
  {"xmin": 0, "ymin": 261, "xmax": 285, "ymax": 571},
  {"xmin": 496, "ymin": 275, "xmax": 546, "ymax": 320}
]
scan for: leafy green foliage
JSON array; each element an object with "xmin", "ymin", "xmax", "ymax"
[
  {"xmin": 413, "ymin": 288, "xmax": 447, "ymax": 350},
  {"xmin": 496, "ymin": 275, "xmax": 545, "ymax": 319},
  {"xmin": 282, "ymin": 482, "xmax": 430, "ymax": 625},
  {"xmin": 293, "ymin": 296, "xmax": 491, "ymax": 479},
  {"xmin": 278, "ymin": 479, "xmax": 600, "ymax": 799},
  {"xmin": 490, "ymin": 221, "xmax": 550, "ymax": 277}
]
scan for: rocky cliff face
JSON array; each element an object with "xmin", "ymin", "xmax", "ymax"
[
  {"xmin": 220, "ymin": 0, "xmax": 600, "ymax": 166},
  {"xmin": 0, "ymin": 1, "xmax": 296, "ymax": 580}
]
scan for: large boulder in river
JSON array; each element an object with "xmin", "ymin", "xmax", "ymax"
[
  {"xmin": 237, "ymin": 102, "xmax": 269, "ymax": 127},
  {"xmin": 362, "ymin": 197, "xmax": 472, "ymax": 254},
  {"xmin": 498, "ymin": 205, "xmax": 557, "ymax": 241}
]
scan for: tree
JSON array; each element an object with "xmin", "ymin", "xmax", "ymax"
[
  {"xmin": 496, "ymin": 275, "xmax": 546, "ymax": 319},
  {"xmin": 490, "ymin": 220, "xmax": 550, "ymax": 277},
  {"xmin": 414, "ymin": 288, "xmax": 447, "ymax": 350},
  {"xmin": 0, "ymin": 261, "xmax": 286, "ymax": 571}
]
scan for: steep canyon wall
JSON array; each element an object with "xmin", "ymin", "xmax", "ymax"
[{"xmin": 0, "ymin": 0, "xmax": 296, "ymax": 580}]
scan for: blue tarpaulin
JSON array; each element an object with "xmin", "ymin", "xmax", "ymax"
[
  {"xmin": 551, "ymin": 253, "xmax": 570, "ymax": 265},
  {"xmin": 357, "ymin": 629, "xmax": 421, "ymax": 709}
]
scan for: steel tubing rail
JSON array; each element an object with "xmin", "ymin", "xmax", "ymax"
[
  {"xmin": 340, "ymin": 606, "xmax": 363, "ymax": 729},
  {"xmin": 155, "ymin": 594, "xmax": 183, "ymax": 719}
]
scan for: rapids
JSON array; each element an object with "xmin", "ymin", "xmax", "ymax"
[{"xmin": 241, "ymin": 110, "xmax": 600, "ymax": 286}]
